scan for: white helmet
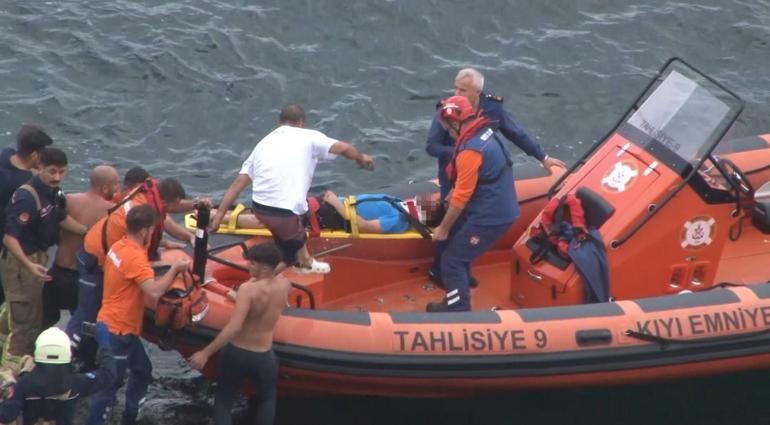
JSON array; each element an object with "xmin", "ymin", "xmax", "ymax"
[{"xmin": 34, "ymin": 327, "xmax": 72, "ymax": 364}]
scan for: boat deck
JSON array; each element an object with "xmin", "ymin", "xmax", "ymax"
[{"xmin": 320, "ymin": 260, "xmax": 516, "ymax": 313}]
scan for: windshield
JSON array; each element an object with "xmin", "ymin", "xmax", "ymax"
[{"xmin": 621, "ymin": 59, "xmax": 743, "ymax": 173}]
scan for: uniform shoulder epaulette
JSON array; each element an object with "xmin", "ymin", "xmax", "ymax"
[{"xmin": 485, "ymin": 93, "xmax": 504, "ymax": 103}]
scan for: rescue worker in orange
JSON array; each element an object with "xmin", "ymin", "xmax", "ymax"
[
  {"xmin": 426, "ymin": 96, "xmax": 519, "ymax": 312},
  {"xmin": 86, "ymin": 204, "xmax": 190, "ymax": 425},
  {"xmin": 66, "ymin": 176, "xmax": 191, "ymax": 369},
  {"xmin": 425, "ymin": 69, "xmax": 565, "ymax": 287}
]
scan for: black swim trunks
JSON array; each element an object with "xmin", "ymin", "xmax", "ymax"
[{"xmin": 43, "ymin": 264, "xmax": 79, "ymax": 328}]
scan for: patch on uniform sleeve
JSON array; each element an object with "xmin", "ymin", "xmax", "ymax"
[
  {"xmin": 469, "ymin": 235, "xmax": 481, "ymax": 246},
  {"xmin": 485, "ymin": 94, "xmax": 504, "ymax": 103},
  {"xmin": 17, "ymin": 212, "xmax": 30, "ymax": 224},
  {"xmin": 86, "ymin": 372, "xmax": 96, "ymax": 379}
]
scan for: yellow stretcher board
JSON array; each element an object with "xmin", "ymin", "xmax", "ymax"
[{"xmin": 184, "ymin": 204, "xmax": 427, "ymax": 240}]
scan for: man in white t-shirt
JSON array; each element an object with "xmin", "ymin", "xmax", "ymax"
[{"xmin": 209, "ymin": 103, "xmax": 375, "ymax": 273}]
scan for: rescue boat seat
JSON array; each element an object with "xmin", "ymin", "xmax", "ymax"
[
  {"xmin": 751, "ymin": 181, "xmax": 770, "ymax": 233},
  {"xmin": 575, "ymin": 186, "xmax": 615, "ymax": 229}
]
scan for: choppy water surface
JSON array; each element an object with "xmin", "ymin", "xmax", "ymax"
[{"xmin": 2, "ymin": 0, "xmax": 770, "ymax": 423}]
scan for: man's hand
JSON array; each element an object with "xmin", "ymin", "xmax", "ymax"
[
  {"xmin": 542, "ymin": 155, "xmax": 566, "ymax": 170},
  {"xmin": 208, "ymin": 211, "xmax": 225, "ymax": 233},
  {"xmin": 432, "ymin": 225, "xmax": 449, "ymax": 241},
  {"xmin": 173, "ymin": 259, "xmax": 191, "ymax": 273},
  {"xmin": 28, "ymin": 263, "xmax": 52, "ymax": 282},
  {"xmin": 356, "ymin": 154, "xmax": 375, "ymax": 171},
  {"xmin": 193, "ymin": 197, "xmax": 213, "ymax": 209},
  {"xmin": 188, "ymin": 351, "xmax": 209, "ymax": 370}
]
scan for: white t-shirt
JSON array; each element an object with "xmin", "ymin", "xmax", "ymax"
[{"xmin": 240, "ymin": 125, "xmax": 338, "ymax": 215}]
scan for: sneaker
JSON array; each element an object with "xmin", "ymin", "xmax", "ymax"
[
  {"xmin": 427, "ymin": 270, "xmax": 478, "ymax": 289},
  {"xmin": 294, "ymin": 259, "xmax": 331, "ymax": 274},
  {"xmin": 426, "ymin": 300, "xmax": 451, "ymax": 312}
]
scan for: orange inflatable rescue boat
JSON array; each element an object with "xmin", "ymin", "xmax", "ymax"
[{"xmin": 143, "ymin": 58, "xmax": 770, "ymax": 397}]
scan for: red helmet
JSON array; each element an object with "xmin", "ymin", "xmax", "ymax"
[{"xmin": 438, "ymin": 95, "xmax": 475, "ymax": 123}]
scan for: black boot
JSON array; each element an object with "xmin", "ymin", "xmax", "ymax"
[{"xmin": 426, "ymin": 300, "xmax": 452, "ymax": 312}]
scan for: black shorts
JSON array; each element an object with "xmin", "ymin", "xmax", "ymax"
[{"xmin": 42, "ymin": 264, "xmax": 79, "ymax": 327}]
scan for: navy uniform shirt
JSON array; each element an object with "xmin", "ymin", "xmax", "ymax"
[
  {"xmin": 0, "ymin": 147, "xmax": 35, "ymax": 240},
  {"xmin": 3, "ymin": 175, "xmax": 67, "ymax": 255},
  {"xmin": 425, "ymin": 93, "xmax": 547, "ymax": 198}
]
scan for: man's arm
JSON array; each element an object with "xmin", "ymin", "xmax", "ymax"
[
  {"xmin": 163, "ymin": 216, "xmax": 194, "ymax": 244},
  {"xmin": 139, "ymin": 259, "xmax": 189, "ymax": 299},
  {"xmin": 188, "ymin": 281, "xmax": 261, "ymax": 369},
  {"xmin": 425, "ymin": 116, "xmax": 455, "ymax": 162},
  {"xmin": 432, "ymin": 151, "xmax": 482, "ymax": 241},
  {"xmin": 321, "ymin": 191, "xmax": 382, "ymax": 233},
  {"xmin": 329, "ymin": 142, "xmax": 375, "ymax": 170},
  {"xmin": 497, "ymin": 106, "xmax": 566, "ymax": 170},
  {"xmin": 208, "ymin": 174, "xmax": 252, "ymax": 233}
]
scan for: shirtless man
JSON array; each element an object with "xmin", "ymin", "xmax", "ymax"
[
  {"xmin": 189, "ymin": 242, "xmax": 291, "ymax": 425},
  {"xmin": 43, "ymin": 165, "xmax": 119, "ymax": 328}
]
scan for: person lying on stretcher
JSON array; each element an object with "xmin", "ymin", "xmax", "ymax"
[{"xmin": 212, "ymin": 190, "xmax": 441, "ymax": 235}]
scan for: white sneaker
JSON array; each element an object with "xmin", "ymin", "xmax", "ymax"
[{"xmin": 294, "ymin": 259, "xmax": 331, "ymax": 274}]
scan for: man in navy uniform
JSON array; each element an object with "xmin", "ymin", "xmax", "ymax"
[
  {"xmin": 425, "ymin": 68, "xmax": 566, "ymax": 285},
  {"xmin": 0, "ymin": 124, "xmax": 53, "ymax": 306},
  {"xmin": 0, "ymin": 147, "xmax": 87, "ymax": 370}
]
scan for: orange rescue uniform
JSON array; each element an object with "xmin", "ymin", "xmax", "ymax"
[
  {"xmin": 84, "ymin": 193, "xmax": 148, "ymax": 265},
  {"xmin": 97, "ymin": 238, "xmax": 154, "ymax": 336}
]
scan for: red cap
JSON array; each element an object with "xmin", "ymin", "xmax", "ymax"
[{"xmin": 438, "ymin": 95, "xmax": 475, "ymax": 123}]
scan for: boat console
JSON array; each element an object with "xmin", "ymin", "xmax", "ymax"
[{"xmin": 510, "ymin": 58, "xmax": 770, "ymax": 308}]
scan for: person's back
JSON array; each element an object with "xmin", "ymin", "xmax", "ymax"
[
  {"xmin": 56, "ymin": 166, "xmax": 119, "ymax": 269},
  {"xmin": 230, "ymin": 274, "xmax": 291, "ymax": 353},
  {"xmin": 188, "ymin": 242, "xmax": 290, "ymax": 425},
  {"xmin": 249, "ymin": 125, "xmax": 340, "ymax": 214}
]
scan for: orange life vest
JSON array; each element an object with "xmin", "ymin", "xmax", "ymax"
[{"xmin": 532, "ymin": 194, "xmax": 588, "ymax": 257}]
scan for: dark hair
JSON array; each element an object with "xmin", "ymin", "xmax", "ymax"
[
  {"xmin": 126, "ymin": 204, "xmax": 158, "ymax": 234},
  {"xmin": 316, "ymin": 200, "xmax": 346, "ymax": 230},
  {"xmin": 16, "ymin": 124, "xmax": 53, "ymax": 157},
  {"xmin": 158, "ymin": 178, "xmax": 186, "ymax": 203},
  {"xmin": 243, "ymin": 243, "xmax": 283, "ymax": 268},
  {"xmin": 123, "ymin": 166, "xmax": 150, "ymax": 188},
  {"xmin": 39, "ymin": 147, "xmax": 68, "ymax": 167},
  {"xmin": 278, "ymin": 103, "xmax": 305, "ymax": 124}
]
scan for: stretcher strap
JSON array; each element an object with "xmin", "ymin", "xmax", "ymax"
[
  {"xmin": 345, "ymin": 195, "xmax": 359, "ymax": 238},
  {"xmin": 227, "ymin": 203, "xmax": 246, "ymax": 232}
]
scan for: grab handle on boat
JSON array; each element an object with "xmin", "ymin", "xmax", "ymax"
[
  {"xmin": 527, "ymin": 269, "xmax": 544, "ymax": 281},
  {"xmin": 290, "ymin": 282, "xmax": 316, "ymax": 309}
]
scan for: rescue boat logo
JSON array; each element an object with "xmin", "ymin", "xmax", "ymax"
[
  {"xmin": 601, "ymin": 161, "xmax": 638, "ymax": 193},
  {"xmin": 681, "ymin": 217, "xmax": 716, "ymax": 249}
]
